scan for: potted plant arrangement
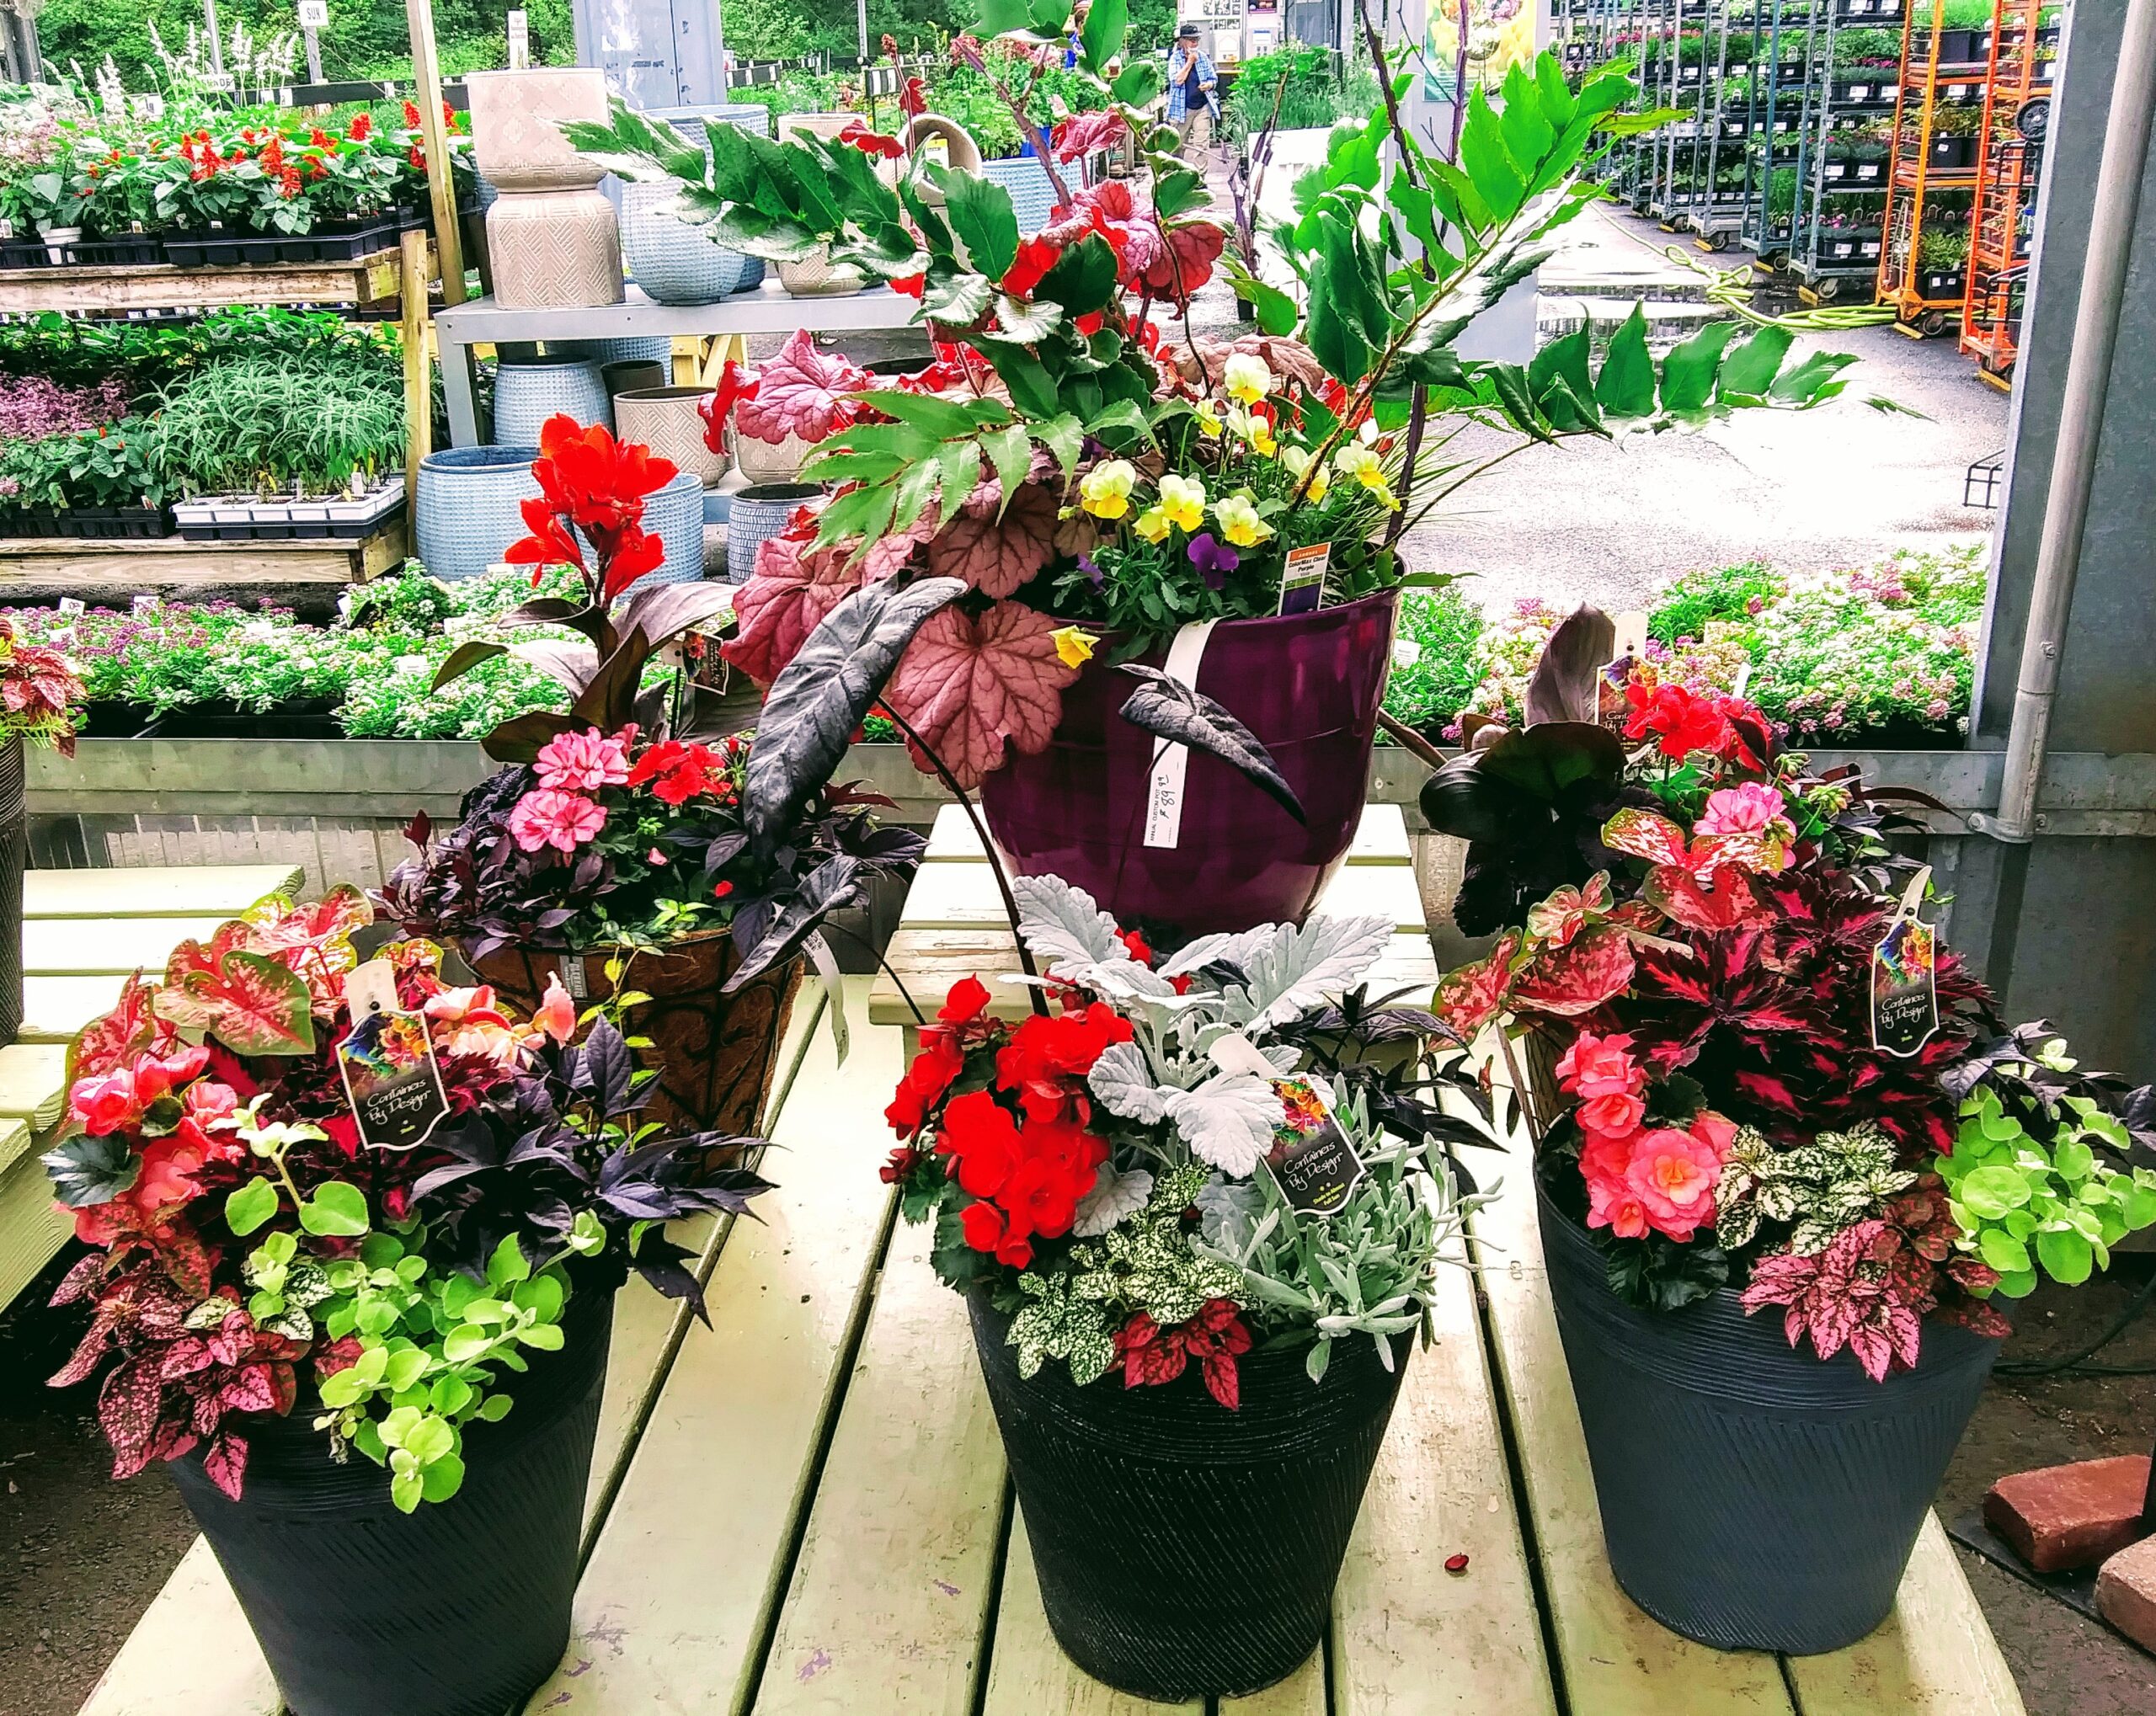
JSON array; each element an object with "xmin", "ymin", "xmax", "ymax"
[
  {"xmin": 384, "ymin": 414, "xmax": 926, "ymax": 1132},
  {"xmin": 571, "ymin": 15, "xmax": 1871, "ymax": 937},
  {"xmin": 878, "ymin": 871, "xmax": 1498, "ymax": 1697},
  {"xmin": 0, "ymin": 619, "xmax": 83, "ymax": 1044},
  {"xmin": 1918, "ymin": 221, "xmax": 1972, "ymax": 297},
  {"xmin": 0, "ymin": 414, "xmax": 173, "ymax": 538},
  {"xmin": 1419, "ymin": 610, "xmax": 2156, "ymax": 1653},
  {"xmin": 40, "ymin": 891, "xmax": 773, "ymax": 1716}
]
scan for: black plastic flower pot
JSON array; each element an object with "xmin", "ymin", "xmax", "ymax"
[
  {"xmin": 969, "ymin": 1292, "xmax": 1409, "ymax": 1701},
  {"xmin": 1536, "ymin": 1187, "xmax": 2000, "ymax": 1654},
  {"xmin": 166, "ymin": 1287, "xmax": 614, "ymax": 1716}
]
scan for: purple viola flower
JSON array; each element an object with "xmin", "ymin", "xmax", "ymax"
[
  {"xmin": 1078, "ymin": 553, "xmax": 1104, "ymax": 591},
  {"xmin": 1187, "ymin": 532, "xmax": 1239, "ymax": 592}
]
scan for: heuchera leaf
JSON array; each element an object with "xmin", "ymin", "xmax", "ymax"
[
  {"xmin": 734, "ymin": 328, "xmax": 868, "ymax": 445},
  {"xmin": 154, "ymin": 942, "xmax": 317, "ymax": 1056},
  {"xmin": 721, "ymin": 525, "xmax": 867, "ymax": 685},
  {"xmin": 925, "ymin": 477, "xmax": 1058, "ymax": 598},
  {"xmin": 882, "ymin": 601, "xmax": 1082, "ymax": 788}
]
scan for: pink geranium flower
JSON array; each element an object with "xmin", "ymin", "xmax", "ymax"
[
  {"xmin": 1695, "ymin": 781, "xmax": 1788, "ymax": 838},
  {"xmin": 507, "ymin": 788, "xmax": 607, "ymax": 855},
  {"xmin": 533, "ymin": 727, "xmax": 633, "ymax": 793}
]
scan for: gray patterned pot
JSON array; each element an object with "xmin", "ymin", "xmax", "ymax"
[
  {"xmin": 550, "ymin": 336, "xmax": 673, "ymax": 367},
  {"xmin": 726, "ymin": 482, "xmax": 823, "ymax": 584},
  {"xmin": 981, "ymin": 154, "xmax": 1059, "ymax": 234},
  {"xmin": 485, "ymin": 187, "xmax": 623, "ymax": 310},
  {"xmin": 622, "ymin": 180, "xmax": 766, "ymax": 306},
  {"xmin": 615, "ymin": 386, "xmax": 725, "ymax": 487},
  {"xmin": 415, "ymin": 446, "xmax": 543, "ymax": 579},
  {"xmin": 492, "ymin": 357, "xmax": 611, "ymax": 446}
]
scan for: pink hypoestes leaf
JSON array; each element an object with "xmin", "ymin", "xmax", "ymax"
[
  {"xmin": 201, "ymin": 1431, "xmax": 248, "ymax": 1500},
  {"xmin": 733, "ymin": 328, "xmax": 868, "ymax": 445},
  {"xmin": 882, "ymin": 602, "xmax": 1080, "ymax": 789},
  {"xmin": 926, "ymin": 479, "xmax": 1058, "ymax": 599}
]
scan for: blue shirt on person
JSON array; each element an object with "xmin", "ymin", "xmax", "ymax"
[{"xmin": 1166, "ymin": 43, "xmax": 1218, "ymax": 121}]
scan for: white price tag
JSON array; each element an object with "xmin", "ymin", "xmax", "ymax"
[
  {"xmin": 297, "ymin": 0, "xmax": 329, "ymax": 26},
  {"xmin": 1142, "ymin": 619, "xmax": 1219, "ymax": 851}
]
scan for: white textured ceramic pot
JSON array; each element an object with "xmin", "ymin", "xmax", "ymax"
[
  {"xmin": 466, "ymin": 67, "xmax": 611, "ymax": 192},
  {"xmin": 615, "ymin": 386, "xmax": 726, "ymax": 487},
  {"xmin": 734, "ymin": 429, "xmax": 815, "ymax": 485},
  {"xmin": 486, "ymin": 189, "xmax": 623, "ymax": 310}
]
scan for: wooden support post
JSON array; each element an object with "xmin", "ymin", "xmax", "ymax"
[
  {"xmin": 399, "ymin": 228, "xmax": 433, "ymax": 499},
  {"xmin": 405, "ymin": 0, "xmax": 467, "ymax": 307}
]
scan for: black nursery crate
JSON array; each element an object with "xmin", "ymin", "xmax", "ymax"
[
  {"xmin": 61, "ymin": 235, "xmax": 163, "ymax": 266},
  {"xmin": 307, "ymin": 218, "xmax": 403, "ymax": 261},
  {"xmin": 0, "ymin": 239, "xmax": 49, "ymax": 269},
  {"xmin": 1928, "ymin": 136, "xmax": 1980, "ymax": 169},
  {"xmin": 1921, "ymin": 268, "xmax": 1967, "ymax": 296},
  {"xmin": 62, "ymin": 505, "xmax": 173, "ymax": 539}
]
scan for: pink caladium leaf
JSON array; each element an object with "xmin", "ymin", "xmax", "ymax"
[
  {"xmin": 68, "ymin": 971, "xmax": 177, "ymax": 1086},
  {"xmin": 926, "ymin": 479, "xmax": 1059, "ymax": 599},
  {"xmin": 1430, "ymin": 931, "xmax": 1521, "ymax": 1039},
  {"xmin": 1509, "ymin": 925, "xmax": 1636, "ymax": 1018},
  {"xmin": 154, "ymin": 939, "xmax": 318, "ymax": 1057},
  {"xmin": 1524, "ymin": 871, "xmax": 1612, "ymax": 949},
  {"xmin": 721, "ymin": 530, "xmax": 867, "ymax": 685},
  {"xmin": 734, "ymin": 328, "xmax": 868, "ymax": 445},
  {"xmin": 882, "ymin": 601, "xmax": 1080, "ymax": 788},
  {"xmin": 1601, "ymin": 807, "xmax": 1689, "ymax": 870},
  {"xmin": 243, "ymin": 884, "xmax": 375, "ymax": 1005}
]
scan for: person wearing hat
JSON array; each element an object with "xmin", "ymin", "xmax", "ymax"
[{"xmin": 1166, "ymin": 22, "xmax": 1219, "ymax": 162}]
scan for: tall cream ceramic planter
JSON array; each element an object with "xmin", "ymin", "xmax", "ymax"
[
  {"xmin": 469, "ymin": 67, "xmax": 623, "ymax": 309},
  {"xmin": 615, "ymin": 386, "xmax": 727, "ymax": 487}
]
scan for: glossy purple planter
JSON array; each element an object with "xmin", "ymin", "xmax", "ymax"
[{"xmin": 978, "ymin": 590, "xmax": 1398, "ymax": 932}]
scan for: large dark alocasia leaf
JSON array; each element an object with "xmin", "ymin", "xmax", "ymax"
[{"xmin": 1116, "ymin": 665, "xmax": 1307, "ymax": 825}]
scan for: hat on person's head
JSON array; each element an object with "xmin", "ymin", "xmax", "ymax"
[{"xmin": 1176, "ymin": 21, "xmax": 1200, "ymax": 35}]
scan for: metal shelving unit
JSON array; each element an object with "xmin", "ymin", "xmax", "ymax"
[
  {"xmin": 1958, "ymin": 0, "xmax": 2059, "ymax": 380},
  {"xmin": 1786, "ymin": 0, "xmax": 1905, "ymax": 296}
]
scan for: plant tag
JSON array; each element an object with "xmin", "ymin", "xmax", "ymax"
[
  {"xmin": 1278, "ymin": 542, "xmax": 1330, "ymax": 616},
  {"xmin": 1262, "ymin": 1073, "xmax": 1366, "ymax": 1218},
  {"xmin": 1143, "ymin": 619, "xmax": 1219, "ymax": 850},
  {"xmin": 558, "ymin": 957, "xmax": 589, "ymax": 999},
  {"xmin": 57, "ymin": 597, "xmax": 84, "ymax": 617},
  {"xmin": 131, "ymin": 594, "xmax": 160, "ymax": 616},
  {"xmin": 336, "ymin": 959, "xmax": 449, "ymax": 1152},
  {"xmin": 1598, "ymin": 609, "xmax": 1650, "ymax": 720},
  {"xmin": 1870, "ymin": 866, "xmax": 1940, "ymax": 1058}
]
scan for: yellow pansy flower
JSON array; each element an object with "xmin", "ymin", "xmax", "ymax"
[
  {"xmin": 1213, "ymin": 494, "xmax": 1274, "ymax": 549},
  {"xmin": 1078, "ymin": 459, "xmax": 1137, "ymax": 520},
  {"xmin": 1333, "ymin": 443, "xmax": 1383, "ymax": 483},
  {"xmin": 1282, "ymin": 445, "xmax": 1330, "ymax": 501},
  {"xmin": 1159, "ymin": 474, "xmax": 1205, "ymax": 532},
  {"xmin": 1134, "ymin": 506, "xmax": 1172, "ymax": 544},
  {"xmin": 1222, "ymin": 353, "xmax": 1273, "ymax": 406},
  {"xmin": 1051, "ymin": 626, "xmax": 1100, "ymax": 669},
  {"xmin": 1192, "ymin": 401, "xmax": 1223, "ymax": 438}
]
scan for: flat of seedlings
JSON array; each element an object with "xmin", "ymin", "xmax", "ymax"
[
  {"xmin": 78, "ymin": 826, "xmax": 2031, "ymax": 1714},
  {"xmin": 0, "ymin": 862, "xmax": 307, "ymax": 1318}
]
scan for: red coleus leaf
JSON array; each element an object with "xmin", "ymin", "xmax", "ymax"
[
  {"xmin": 925, "ymin": 478, "xmax": 1058, "ymax": 599},
  {"xmin": 734, "ymin": 328, "xmax": 868, "ymax": 445},
  {"xmin": 1509, "ymin": 925, "xmax": 1636, "ymax": 1018},
  {"xmin": 154, "ymin": 933, "xmax": 317, "ymax": 1057},
  {"xmin": 720, "ymin": 528, "xmax": 866, "ymax": 685},
  {"xmin": 882, "ymin": 601, "xmax": 1081, "ymax": 789},
  {"xmin": 1052, "ymin": 108, "xmax": 1127, "ymax": 163}
]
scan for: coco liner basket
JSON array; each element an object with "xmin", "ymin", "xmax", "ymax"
[
  {"xmin": 978, "ymin": 588, "xmax": 1399, "ymax": 934},
  {"xmin": 1536, "ymin": 1187, "xmax": 2003, "ymax": 1653},
  {"xmin": 167, "ymin": 1289, "xmax": 613, "ymax": 1716},
  {"xmin": 467, "ymin": 928, "xmax": 800, "ymax": 1138},
  {"xmin": 970, "ymin": 1294, "xmax": 1410, "ymax": 1699}
]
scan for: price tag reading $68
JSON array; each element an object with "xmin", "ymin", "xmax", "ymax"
[{"xmin": 336, "ymin": 958, "xmax": 451, "ymax": 1151}]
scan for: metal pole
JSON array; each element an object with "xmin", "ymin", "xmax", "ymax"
[
  {"xmin": 1979, "ymin": 0, "xmax": 2156, "ymax": 845},
  {"xmin": 857, "ymin": 0, "xmax": 868, "ymax": 61},
  {"xmin": 204, "ymin": 0, "xmax": 227, "ymax": 80}
]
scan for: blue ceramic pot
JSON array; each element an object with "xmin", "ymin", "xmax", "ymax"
[
  {"xmin": 493, "ymin": 357, "xmax": 611, "ymax": 445},
  {"xmin": 548, "ymin": 335, "xmax": 673, "ymax": 366},
  {"xmin": 620, "ymin": 106, "xmax": 771, "ymax": 306},
  {"xmin": 627, "ymin": 468, "xmax": 712, "ymax": 591},
  {"xmin": 981, "ymin": 155, "xmax": 1059, "ymax": 234},
  {"xmin": 725, "ymin": 482, "xmax": 822, "ymax": 585},
  {"xmin": 415, "ymin": 446, "xmax": 543, "ymax": 580}
]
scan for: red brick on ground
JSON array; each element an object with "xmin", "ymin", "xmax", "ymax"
[
  {"xmin": 1985, "ymin": 1454, "xmax": 2153, "ymax": 1573},
  {"xmin": 2097, "ymin": 1535, "xmax": 2156, "ymax": 1653}
]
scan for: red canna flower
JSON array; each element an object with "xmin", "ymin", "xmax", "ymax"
[{"xmin": 838, "ymin": 119, "xmax": 904, "ymax": 160}]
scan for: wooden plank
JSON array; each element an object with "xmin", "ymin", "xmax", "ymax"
[
  {"xmin": 870, "ymin": 930, "xmax": 1438, "ymax": 1031},
  {"xmin": 0, "ymin": 544, "xmax": 364, "ymax": 586},
  {"xmin": 21, "ymin": 975, "xmax": 131, "ymax": 1043},
  {"xmin": 0, "ymin": 1127, "xmax": 65, "ymax": 1311},
  {"xmin": 1785, "ymin": 1515, "xmax": 2028, "ymax": 1716},
  {"xmin": 0, "ymin": 253, "xmax": 405, "ymax": 315},
  {"xmin": 754, "ymin": 1202, "xmax": 1007, "ymax": 1714},
  {"xmin": 0, "ymin": 1041, "xmax": 67, "ymax": 1130},
  {"xmin": 72, "ymin": 988, "xmax": 833, "ymax": 1716},
  {"xmin": 75, "ymin": 1541, "xmax": 283, "ymax": 1716},
  {"xmin": 1469, "ymin": 1118, "xmax": 1796, "ymax": 1716},
  {"xmin": 23, "ymin": 914, "xmax": 234, "ymax": 976},
  {"xmin": 528, "ymin": 978, "xmax": 904, "ymax": 1713},
  {"xmin": 923, "ymin": 802, "xmax": 1413, "ymax": 864},
  {"xmin": 897, "ymin": 861, "xmax": 1423, "ymax": 935},
  {"xmin": 979, "ymin": 1518, "xmax": 1203, "ymax": 1716},
  {"xmin": 1326, "ymin": 1258, "xmax": 1556, "ymax": 1716},
  {"xmin": 1219, "ymin": 1647, "xmax": 1326, "ymax": 1716},
  {"xmin": 24, "ymin": 864, "xmax": 302, "ymax": 918}
]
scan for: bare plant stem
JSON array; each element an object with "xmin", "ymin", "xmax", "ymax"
[
  {"xmin": 1496, "ymin": 1027, "xmax": 1547, "ymax": 1144},
  {"xmin": 873, "ymin": 703, "xmax": 1049, "ymax": 1016},
  {"xmin": 1375, "ymin": 708, "xmax": 1448, "ymax": 768}
]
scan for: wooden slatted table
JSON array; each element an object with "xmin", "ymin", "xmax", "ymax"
[
  {"xmin": 0, "ymin": 862, "xmax": 305, "ymax": 1314},
  {"xmin": 79, "ymin": 817, "xmax": 2028, "ymax": 1716}
]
